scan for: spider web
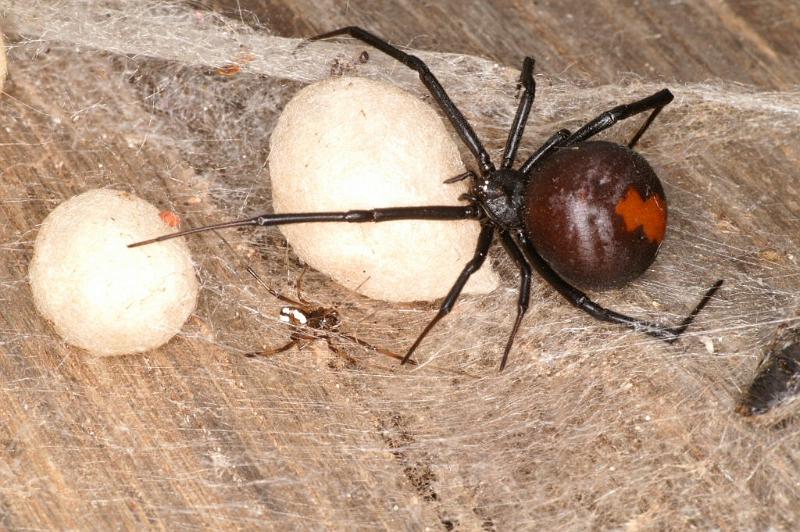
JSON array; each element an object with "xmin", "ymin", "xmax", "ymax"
[{"xmin": 1, "ymin": 1, "xmax": 799, "ymax": 529}]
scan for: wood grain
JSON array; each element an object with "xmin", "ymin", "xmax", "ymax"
[{"xmin": 1, "ymin": 1, "xmax": 798, "ymax": 529}]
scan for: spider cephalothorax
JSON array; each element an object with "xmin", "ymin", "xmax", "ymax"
[
  {"xmin": 131, "ymin": 27, "xmax": 722, "ymax": 370},
  {"xmin": 474, "ymin": 169, "xmax": 528, "ymax": 228}
]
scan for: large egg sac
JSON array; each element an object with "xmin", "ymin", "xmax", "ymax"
[{"xmin": 269, "ymin": 77, "xmax": 498, "ymax": 302}]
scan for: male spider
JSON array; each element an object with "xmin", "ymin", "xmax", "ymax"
[
  {"xmin": 242, "ymin": 266, "xmax": 410, "ymax": 366},
  {"xmin": 131, "ymin": 27, "xmax": 723, "ymax": 370},
  {"xmin": 214, "ymin": 234, "xmax": 408, "ymax": 365}
]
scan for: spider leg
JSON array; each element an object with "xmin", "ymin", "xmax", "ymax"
[
  {"xmin": 443, "ymin": 170, "xmax": 476, "ymax": 184},
  {"xmin": 245, "ymin": 338, "xmax": 300, "ymax": 358},
  {"xmin": 310, "ymin": 26, "xmax": 495, "ymax": 174},
  {"xmin": 498, "ymin": 231, "xmax": 532, "ymax": 370},
  {"xmin": 625, "ymin": 101, "xmax": 668, "ymax": 149},
  {"xmin": 241, "ymin": 264, "xmax": 305, "ymax": 307},
  {"xmin": 294, "ymin": 266, "xmax": 312, "ymax": 306},
  {"xmin": 519, "ymin": 128, "xmax": 571, "ymax": 175},
  {"xmin": 325, "ymin": 337, "xmax": 359, "ymax": 366},
  {"xmin": 337, "ymin": 331, "xmax": 417, "ymax": 365},
  {"xmin": 129, "ymin": 205, "xmax": 479, "ymax": 247},
  {"xmin": 213, "ymin": 231, "xmax": 304, "ymax": 307},
  {"xmin": 501, "ymin": 57, "xmax": 536, "ymax": 170},
  {"xmin": 402, "ymin": 224, "xmax": 495, "ymax": 364},
  {"xmin": 514, "ymin": 229, "xmax": 723, "ymax": 342},
  {"xmin": 566, "ymin": 89, "xmax": 674, "ymax": 147}
]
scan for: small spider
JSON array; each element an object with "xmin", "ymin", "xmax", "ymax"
[
  {"xmin": 213, "ymin": 233, "xmax": 407, "ymax": 365},
  {"xmin": 243, "ymin": 266, "xmax": 410, "ymax": 366},
  {"xmin": 132, "ymin": 27, "xmax": 723, "ymax": 369}
]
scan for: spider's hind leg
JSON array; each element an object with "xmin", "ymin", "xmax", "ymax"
[
  {"xmin": 566, "ymin": 88, "xmax": 674, "ymax": 148},
  {"xmin": 515, "ymin": 230, "xmax": 722, "ymax": 342}
]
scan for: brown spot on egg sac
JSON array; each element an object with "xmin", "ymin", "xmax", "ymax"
[{"xmin": 159, "ymin": 210, "xmax": 182, "ymax": 228}]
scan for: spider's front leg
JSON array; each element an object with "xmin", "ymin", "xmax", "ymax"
[
  {"xmin": 501, "ymin": 56, "xmax": 536, "ymax": 170},
  {"xmin": 129, "ymin": 205, "xmax": 479, "ymax": 248},
  {"xmin": 310, "ymin": 26, "xmax": 495, "ymax": 174}
]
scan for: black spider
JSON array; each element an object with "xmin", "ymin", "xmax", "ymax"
[{"xmin": 131, "ymin": 27, "xmax": 723, "ymax": 370}]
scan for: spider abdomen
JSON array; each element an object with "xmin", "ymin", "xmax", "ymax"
[{"xmin": 523, "ymin": 140, "xmax": 667, "ymax": 290}]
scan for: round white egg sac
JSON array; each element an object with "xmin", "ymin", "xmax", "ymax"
[
  {"xmin": 28, "ymin": 189, "xmax": 199, "ymax": 356},
  {"xmin": 269, "ymin": 77, "xmax": 499, "ymax": 302}
]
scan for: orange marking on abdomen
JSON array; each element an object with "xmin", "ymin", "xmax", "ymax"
[{"xmin": 615, "ymin": 187, "xmax": 667, "ymax": 243}]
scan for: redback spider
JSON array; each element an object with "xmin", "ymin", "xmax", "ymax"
[
  {"xmin": 131, "ymin": 27, "xmax": 723, "ymax": 370},
  {"xmin": 242, "ymin": 265, "xmax": 411, "ymax": 366},
  {"xmin": 214, "ymin": 232, "xmax": 410, "ymax": 366}
]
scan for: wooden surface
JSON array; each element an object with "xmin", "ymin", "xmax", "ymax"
[{"xmin": 1, "ymin": 0, "xmax": 799, "ymax": 529}]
